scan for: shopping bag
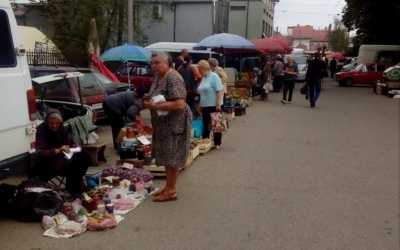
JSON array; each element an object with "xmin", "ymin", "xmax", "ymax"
[
  {"xmin": 209, "ymin": 112, "xmax": 228, "ymax": 133},
  {"xmin": 267, "ymin": 81, "xmax": 274, "ymax": 92},
  {"xmin": 192, "ymin": 117, "xmax": 203, "ymax": 138}
]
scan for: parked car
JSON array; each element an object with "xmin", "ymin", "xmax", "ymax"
[
  {"xmin": 334, "ymin": 62, "xmax": 392, "ymax": 86},
  {"xmin": 114, "ymin": 62, "xmax": 153, "ymax": 91},
  {"xmin": 30, "ymin": 66, "xmax": 108, "ymax": 119},
  {"xmin": 341, "ymin": 58, "xmax": 358, "ymax": 72},
  {"xmin": 32, "ymin": 72, "xmax": 98, "ymax": 132},
  {"xmin": 93, "ymin": 71, "xmax": 133, "ymax": 95}
]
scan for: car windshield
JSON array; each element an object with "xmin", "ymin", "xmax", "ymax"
[
  {"xmin": 77, "ymin": 71, "xmax": 99, "ymax": 88},
  {"xmin": 93, "ymin": 72, "xmax": 114, "ymax": 86},
  {"xmin": 354, "ymin": 64, "xmax": 365, "ymax": 71}
]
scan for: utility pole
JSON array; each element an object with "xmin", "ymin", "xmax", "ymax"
[{"xmin": 127, "ymin": 0, "xmax": 133, "ymax": 44}]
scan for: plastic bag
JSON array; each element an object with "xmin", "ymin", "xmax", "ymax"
[
  {"xmin": 56, "ymin": 220, "xmax": 86, "ymax": 236},
  {"xmin": 15, "ymin": 187, "xmax": 63, "ymax": 222},
  {"xmin": 87, "ymin": 217, "xmax": 117, "ymax": 231},
  {"xmin": 192, "ymin": 117, "xmax": 203, "ymax": 138},
  {"xmin": 111, "ymin": 197, "xmax": 135, "ymax": 211},
  {"xmin": 42, "ymin": 215, "xmax": 56, "ymax": 230}
]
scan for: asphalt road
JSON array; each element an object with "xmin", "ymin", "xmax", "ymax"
[{"xmin": 1, "ymin": 78, "xmax": 399, "ymax": 250}]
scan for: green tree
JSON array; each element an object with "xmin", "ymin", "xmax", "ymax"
[
  {"xmin": 37, "ymin": 0, "xmax": 158, "ymax": 55},
  {"xmin": 342, "ymin": 0, "xmax": 400, "ymax": 45},
  {"xmin": 327, "ymin": 17, "xmax": 349, "ymax": 53}
]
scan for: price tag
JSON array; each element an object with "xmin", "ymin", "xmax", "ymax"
[
  {"xmin": 122, "ymin": 163, "xmax": 134, "ymax": 169},
  {"xmin": 137, "ymin": 136, "xmax": 151, "ymax": 145}
]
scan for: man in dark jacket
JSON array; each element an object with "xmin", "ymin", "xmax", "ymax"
[
  {"xmin": 102, "ymin": 91, "xmax": 142, "ymax": 149},
  {"xmin": 306, "ymin": 52, "xmax": 325, "ymax": 108}
]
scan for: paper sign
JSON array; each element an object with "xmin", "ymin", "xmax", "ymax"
[
  {"xmin": 137, "ymin": 136, "xmax": 151, "ymax": 145},
  {"xmin": 122, "ymin": 163, "xmax": 134, "ymax": 169}
]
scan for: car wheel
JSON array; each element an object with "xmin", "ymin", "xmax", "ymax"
[
  {"xmin": 345, "ymin": 78, "xmax": 353, "ymax": 87},
  {"xmin": 338, "ymin": 81, "xmax": 346, "ymax": 87}
]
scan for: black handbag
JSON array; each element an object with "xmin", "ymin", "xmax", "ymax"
[{"xmin": 300, "ymin": 84, "xmax": 308, "ymax": 95}]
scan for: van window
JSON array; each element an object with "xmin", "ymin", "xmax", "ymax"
[{"xmin": 0, "ymin": 10, "xmax": 17, "ymax": 67}]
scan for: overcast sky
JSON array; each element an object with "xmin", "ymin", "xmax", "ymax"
[{"xmin": 274, "ymin": 0, "xmax": 347, "ymax": 35}]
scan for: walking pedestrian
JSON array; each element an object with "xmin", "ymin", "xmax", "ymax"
[
  {"xmin": 281, "ymin": 56, "xmax": 299, "ymax": 104},
  {"xmin": 143, "ymin": 51, "xmax": 192, "ymax": 202},
  {"xmin": 306, "ymin": 52, "xmax": 325, "ymax": 108},
  {"xmin": 329, "ymin": 57, "xmax": 337, "ymax": 78}
]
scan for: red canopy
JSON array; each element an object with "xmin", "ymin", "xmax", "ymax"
[
  {"xmin": 91, "ymin": 53, "xmax": 120, "ymax": 82},
  {"xmin": 250, "ymin": 38, "xmax": 287, "ymax": 54},
  {"xmin": 264, "ymin": 38, "xmax": 292, "ymax": 53},
  {"xmin": 330, "ymin": 52, "xmax": 345, "ymax": 61}
]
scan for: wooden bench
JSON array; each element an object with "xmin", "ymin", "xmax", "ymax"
[{"xmin": 82, "ymin": 141, "xmax": 107, "ymax": 166}]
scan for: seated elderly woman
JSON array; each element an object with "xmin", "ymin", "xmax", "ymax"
[{"xmin": 33, "ymin": 109, "xmax": 92, "ymax": 194}]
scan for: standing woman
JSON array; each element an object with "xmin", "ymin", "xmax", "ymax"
[
  {"xmin": 142, "ymin": 51, "xmax": 192, "ymax": 202},
  {"xmin": 257, "ymin": 54, "xmax": 271, "ymax": 101},
  {"xmin": 281, "ymin": 56, "xmax": 299, "ymax": 104},
  {"xmin": 197, "ymin": 60, "xmax": 224, "ymax": 149}
]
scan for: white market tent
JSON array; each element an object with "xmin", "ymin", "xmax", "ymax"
[{"xmin": 17, "ymin": 26, "xmax": 58, "ymax": 51}]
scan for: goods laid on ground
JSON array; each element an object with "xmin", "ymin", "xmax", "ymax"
[{"xmin": 0, "ymin": 91, "xmax": 256, "ymax": 239}]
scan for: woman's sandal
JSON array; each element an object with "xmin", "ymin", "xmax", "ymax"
[
  {"xmin": 153, "ymin": 192, "xmax": 178, "ymax": 202},
  {"xmin": 153, "ymin": 189, "xmax": 164, "ymax": 197}
]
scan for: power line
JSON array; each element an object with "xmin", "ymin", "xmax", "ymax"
[{"xmin": 275, "ymin": 10, "xmax": 332, "ymax": 16}]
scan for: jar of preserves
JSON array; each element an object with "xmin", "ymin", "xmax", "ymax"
[
  {"xmin": 90, "ymin": 194, "xmax": 101, "ymax": 212},
  {"xmin": 126, "ymin": 127, "xmax": 134, "ymax": 139},
  {"xmin": 61, "ymin": 202, "xmax": 73, "ymax": 217},
  {"xmin": 112, "ymin": 176, "xmax": 120, "ymax": 187}
]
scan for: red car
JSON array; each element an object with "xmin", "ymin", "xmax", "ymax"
[
  {"xmin": 335, "ymin": 62, "xmax": 392, "ymax": 86},
  {"xmin": 114, "ymin": 62, "xmax": 153, "ymax": 92}
]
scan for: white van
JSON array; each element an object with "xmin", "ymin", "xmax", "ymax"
[
  {"xmin": 0, "ymin": 0, "xmax": 39, "ymax": 180},
  {"xmin": 358, "ymin": 45, "xmax": 400, "ymax": 64},
  {"xmin": 145, "ymin": 42, "xmax": 219, "ymax": 65}
]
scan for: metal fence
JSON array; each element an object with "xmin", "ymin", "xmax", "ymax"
[{"xmin": 26, "ymin": 50, "xmax": 90, "ymax": 68}]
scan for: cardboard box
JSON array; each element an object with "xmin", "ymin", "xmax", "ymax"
[
  {"xmin": 116, "ymin": 126, "xmax": 153, "ymax": 143},
  {"xmin": 116, "ymin": 127, "xmax": 127, "ymax": 143}
]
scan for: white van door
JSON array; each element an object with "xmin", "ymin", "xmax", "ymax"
[{"xmin": 0, "ymin": 0, "xmax": 38, "ymax": 179}]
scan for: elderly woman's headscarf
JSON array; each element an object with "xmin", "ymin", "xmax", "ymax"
[{"xmin": 45, "ymin": 109, "xmax": 63, "ymax": 124}]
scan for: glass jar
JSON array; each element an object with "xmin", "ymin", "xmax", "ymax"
[
  {"xmin": 144, "ymin": 153, "xmax": 152, "ymax": 165},
  {"xmin": 126, "ymin": 127, "xmax": 134, "ymax": 139},
  {"xmin": 61, "ymin": 202, "xmax": 73, "ymax": 217},
  {"xmin": 112, "ymin": 176, "xmax": 120, "ymax": 187}
]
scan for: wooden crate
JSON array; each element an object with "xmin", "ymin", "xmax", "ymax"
[
  {"xmin": 184, "ymin": 150, "xmax": 194, "ymax": 169},
  {"xmin": 143, "ymin": 165, "xmax": 167, "ymax": 177},
  {"xmin": 198, "ymin": 139, "xmax": 213, "ymax": 155},
  {"xmin": 192, "ymin": 144, "xmax": 200, "ymax": 160}
]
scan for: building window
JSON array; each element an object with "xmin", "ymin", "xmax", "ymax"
[
  {"xmin": 153, "ymin": 5, "xmax": 162, "ymax": 19},
  {"xmin": 230, "ymin": 6, "xmax": 246, "ymax": 11}
]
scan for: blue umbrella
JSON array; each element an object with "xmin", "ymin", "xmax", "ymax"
[
  {"xmin": 99, "ymin": 44, "xmax": 151, "ymax": 63},
  {"xmin": 193, "ymin": 33, "xmax": 256, "ymax": 50}
]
